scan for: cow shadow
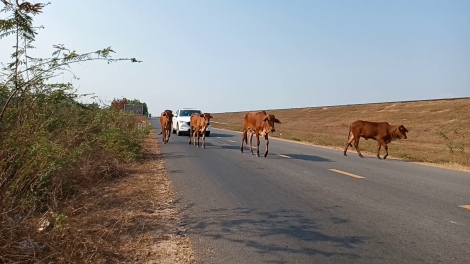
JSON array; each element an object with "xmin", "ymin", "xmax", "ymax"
[
  {"xmin": 177, "ymin": 206, "xmax": 364, "ymax": 262},
  {"xmin": 283, "ymin": 154, "xmax": 332, "ymax": 162},
  {"xmin": 188, "ymin": 141, "xmax": 216, "ymax": 148},
  {"xmin": 208, "ymin": 132, "xmax": 235, "ymax": 138},
  {"xmin": 219, "ymin": 144, "xmax": 240, "ymax": 150}
]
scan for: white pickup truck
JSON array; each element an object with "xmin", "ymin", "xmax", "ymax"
[{"xmin": 172, "ymin": 108, "xmax": 211, "ymax": 136}]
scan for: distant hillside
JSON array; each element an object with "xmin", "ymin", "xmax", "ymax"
[{"xmin": 211, "ymin": 98, "xmax": 470, "ymax": 169}]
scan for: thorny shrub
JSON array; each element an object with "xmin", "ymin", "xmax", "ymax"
[
  {"xmin": 436, "ymin": 128, "xmax": 468, "ymax": 165},
  {"xmin": 0, "ymin": 1, "xmax": 147, "ymax": 262}
]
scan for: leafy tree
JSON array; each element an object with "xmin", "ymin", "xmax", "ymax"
[
  {"xmin": 127, "ymin": 98, "xmax": 148, "ymax": 115},
  {"xmin": 110, "ymin": 97, "xmax": 148, "ymax": 115},
  {"xmin": 111, "ymin": 97, "xmax": 129, "ymax": 111}
]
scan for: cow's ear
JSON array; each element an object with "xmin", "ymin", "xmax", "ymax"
[
  {"xmin": 263, "ymin": 116, "xmax": 269, "ymax": 122},
  {"xmin": 210, "ymin": 115, "xmax": 213, "ymax": 118},
  {"xmin": 274, "ymin": 118, "xmax": 281, "ymax": 124},
  {"xmin": 162, "ymin": 112, "xmax": 166, "ymax": 116},
  {"xmin": 200, "ymin": 114, "xmax": 204, "ymax": 117}
]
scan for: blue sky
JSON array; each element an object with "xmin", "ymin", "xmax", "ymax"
[{"xmin": 1, "ymin": 0, "xmax": 469, "ymax": 115}]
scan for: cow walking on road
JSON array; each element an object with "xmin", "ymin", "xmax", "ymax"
[
  {"xmin": 344, "ymin": 120, "xmax": 408, "ymax": 159},
  {"xmin": 240, "ymin": 111, "xmax": 281, "ymax": 157},
  {"xmin": 159, "ymin": 110, "xmax": 174, "ymax": 144},
  {"xmin": 189, "ymin": 113, "xmax": 213, "ymax": 148}
]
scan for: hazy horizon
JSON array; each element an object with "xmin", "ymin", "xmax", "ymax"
[{"xmin": 1, "ymin": 1, "xmax": 469, "ymax": 115}]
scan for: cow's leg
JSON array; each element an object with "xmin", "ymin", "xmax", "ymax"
[
  {"xmin": 264, "ymin": 135, "xmax": 269, "ymax": 157},
  {"xmin": 249, "ymin": 132, "xmax": 254, "ymax": 155},
  {"xmin": 376, "ymin": 142, "xmax": 382, "ymax": 159},
  {"xmin": 202, "ymin": 131, "xmax": 206, "ymax": 149},
  {"xmin": 240, "ymin": 130, "xmax": 247, "ymax": 153},
  {"xmin": 189, "ymin": 126, "xmax": 192, "ymax": 145},
  {"xmin": 344, "ymin": 134, "xmax": 355, "ymax": 156},
  {"xmin": 354, "ymin": 137, "xmax": 364, "ymax": 158},
  {"xmin": 383, "ymin": 144, "xmax": 389, "ymax": 160},
  {"xmin": 256, "ymin": 134, "xmax": 261, "ymax": 157},
  {"xmin": 193, "ymin": 130, "xmax": 196, "ymax": 147},
  {"xmin": 197, "ymin": 131, "xmax": 201, "ymax": 148},
  {"xmin": 376, "ymin": 139, "xmax": 389, "ymax": 159}
]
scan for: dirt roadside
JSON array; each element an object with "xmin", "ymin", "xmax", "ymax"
[{"xmin": 80, "ymin": 128, "xmax": 196, "ymax": 263}]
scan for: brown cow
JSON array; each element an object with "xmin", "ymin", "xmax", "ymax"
[
  {"xmin": 240, "ymin": 111, "xmax": 281, "ymax": 157},
  {"xmin": 159, "ymin": 110, "xmax": 174, "ymax": 144},
  {"xmin": 343, "ymin": 120, "xmax": 408, "ymax": 159},
  {"xmin": 188, "ymin": 113, "xmax": 213, "ymax": 148}
]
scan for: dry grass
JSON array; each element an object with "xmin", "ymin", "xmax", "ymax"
[
  {"xmin": 60, "ymin": 129, "xmax": 194, "ymax": 263},
  {"xmin": 0, "ymin": 129, "xmax": 195, "ymax": 263},
  {"xmin": 211, "ymin": 98, "xmax": 470, "ymax": 169},
  {"xmin": 65, "ymin": 128, "xmax": 195, "ymax": 263}
]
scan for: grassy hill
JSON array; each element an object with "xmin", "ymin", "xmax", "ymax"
[{"xmin": 211, "ymin": 98, "xmax": 470, "ymax": 169}]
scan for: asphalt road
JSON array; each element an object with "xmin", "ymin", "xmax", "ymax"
[{"xmin": 150, "ymin": 119, "xmax": 470, "ymax": 264}]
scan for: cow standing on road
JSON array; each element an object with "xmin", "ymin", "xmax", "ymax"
[
  {"xmin": 159, "ymin": 110, "xmax": 174, "ymax": 144},
  {"xmin": 240, "ymin": 111, "xmax": 281, "ymax": 157},
  {"xmin": 344, "ymin": 120, "xmax": 408, "ymax": 159},
  {"xmin": 189, "ymin": 113, "xmax": 213, "ymax": 149}
]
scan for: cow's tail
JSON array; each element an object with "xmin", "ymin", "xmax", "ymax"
[{"xmin": 347, "ymin": 125, "xmax": 354, "ymax": 148}]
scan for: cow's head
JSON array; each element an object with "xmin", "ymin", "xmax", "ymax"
[
  {"xmin": 199, "ymin": 113, "xmax": 213, "ymax": 129},
  {"xmin": 262, "ymin": 114, "xmax": 281, "ymax": 133},
  {"xmin": 162, "ymin": 111, "xmax": 173, "ymax": 124},
  {"xmin": 396, "ymin": 125, "xmax": 408, "ymax": 139},
  {"xmin": 167, "ymin": 111, "xmax": 174, "ymax": 121}
]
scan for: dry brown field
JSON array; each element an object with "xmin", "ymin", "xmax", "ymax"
[{"xmin": 211, "ymin": 98, "xmax": 470, "ymax": 170}]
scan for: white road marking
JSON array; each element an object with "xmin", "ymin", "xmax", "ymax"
[
  {"xmin": 459, "ymin": 205, "xmax": 470, "ymax": 210},
  {"xmin": 329, "ymin": 169, "xmax": 365, "ymax": 179}
]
